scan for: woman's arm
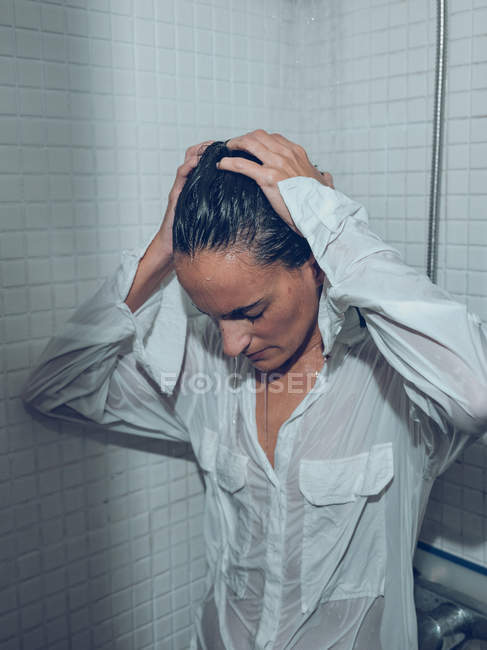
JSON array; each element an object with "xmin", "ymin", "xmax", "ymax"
[
  {"xmin": 278, "ymin": 176, "xmax": 487, "ymax": 437},
  {"xmin": 124, "ymin": 141, "xmax": 212, "ymax": 312},
  {"xmin": 21, "ymin": 233, "xmax": 192, "ymax": 441},
  {"xmin": 219, "ymin": 130, "xmax": 487, "ymax": 438},
  {"xmin": 22, "ymin": 143, "xmax": 212, "ymax": 441}
]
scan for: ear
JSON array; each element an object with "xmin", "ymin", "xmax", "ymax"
[{"xmin": 308, "ymin": 254, "xmax": 326, "ymax": 287}]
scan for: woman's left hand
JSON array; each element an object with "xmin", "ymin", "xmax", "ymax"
[{"xmin": 217, "ymin": 130, "xmax": 334, "ymax": 234}]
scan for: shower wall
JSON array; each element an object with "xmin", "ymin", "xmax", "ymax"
[
  {"xmin": 296, "ymin": 0, "xmax": 487, "ymax": 569},
  {"xmin": 2, "ymin": 0, "xmax": 486, "ymax": 648},
  {"xmin": 0, "ymin": 1, "xmax": 297, "ymax": 648}
]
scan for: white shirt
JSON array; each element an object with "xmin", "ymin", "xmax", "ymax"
[{"xmin": 23, "ymin": 178, "xmax": 487, "ymax": 650}]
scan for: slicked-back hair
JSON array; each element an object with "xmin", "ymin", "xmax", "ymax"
[{"xmin": 172, "ymin": 141, "xmax": 312, "ymax": 269}]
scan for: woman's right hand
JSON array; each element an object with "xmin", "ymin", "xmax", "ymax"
[
  {"xmin": 218, "ymin": 130, "xmax": 333, "ymax": 236},
  {"xmin": 158, "ymin": 141, "xmax": 213, "ymax": 256},
  {"xmin": 125, "ymin": 141, "xmax": 212, "ymax": 313}
]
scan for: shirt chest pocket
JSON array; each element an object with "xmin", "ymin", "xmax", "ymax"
[
  {"xmin": 195, "ymin": 429, "xmax": 252, "ymax": 598},
  {"xmin": 299, "ymin": 443, "xmax": 394, "ymax": 614},
  {"xmin": 214, "ymin": 444, "xmax": 252, "ymax": 597},
  {"xmin": 215, "ymin": 445, "xmax": 251, "ymax": 553}
]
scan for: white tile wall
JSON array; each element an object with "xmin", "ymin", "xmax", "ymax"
[
  {"xmin": 0, "ymin": 0, "xmax": 298, "ymax": 647},
  {"xmin": 295, "ymin": 0, "xmax": 487, "ymax": 570},
  {"xmin": 2, "ymin": 0, "xmax": 486, "ymax": 646}
]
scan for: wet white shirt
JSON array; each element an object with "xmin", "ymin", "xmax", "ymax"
[{"xmin": 23, "ymin": 178, "xmax": 487, "ymax": 650}]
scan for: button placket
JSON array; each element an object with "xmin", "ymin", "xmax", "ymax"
[{"xmin": 254, "ymin": 483, "xmax": 287, "ymax": 649}]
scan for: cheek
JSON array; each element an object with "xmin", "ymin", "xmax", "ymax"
[
  {"xmin": 252, "ymin": 310, "xmax": 289, "ymax": 341},
  {"xmin": 256, "ymin": 284, "xmax": 317, "ymax": 342},
  {"xmin": 289, "ymin": 285, "xmax": 318, "ymax": 331},
  {"xmin": 263, "ymin": 297, "xmax": 304, "ymax": 339}
]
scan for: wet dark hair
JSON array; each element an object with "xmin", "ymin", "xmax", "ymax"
[{"xmin": 172, "ymin": 141, "xmax": 312, "ymax": 268}]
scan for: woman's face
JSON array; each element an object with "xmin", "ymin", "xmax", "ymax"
[{"xmin": 174, "ymin": 248, "xmax": 325, "ymax": 373}]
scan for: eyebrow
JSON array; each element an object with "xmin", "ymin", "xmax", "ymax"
[{"xmin": 193, "ymin": 298, "xmax": 266, "ymax": 319}]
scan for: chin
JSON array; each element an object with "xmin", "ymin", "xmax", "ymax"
[
  {"xmin": 248, "ymin": 358, "xmax": 270, "ymax": 371},
  {"xmin": 252, "ymin": 353, "xmax": 290, "ymax": 375}
]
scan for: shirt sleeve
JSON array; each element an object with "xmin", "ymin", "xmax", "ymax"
[
  {"xmin": 278, "ymin": 177, "xmax": 487, "ymax": 454},
  {"xmin": 22, "ymin": 238, "xmax": 195, "ymax": 443}
]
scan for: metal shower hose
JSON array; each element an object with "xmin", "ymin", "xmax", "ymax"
[{"xmin": 426, "ymin": 0, "xmax": 447, "ymax": 284}]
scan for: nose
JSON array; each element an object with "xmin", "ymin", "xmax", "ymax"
[{"xmin": 219, "ymin": 320, "xmax": 251, "ymax": 357}]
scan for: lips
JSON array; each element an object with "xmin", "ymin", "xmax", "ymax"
[{"xmin": 246, "ymin": 347, "xmax": 268, "ymax": 359}]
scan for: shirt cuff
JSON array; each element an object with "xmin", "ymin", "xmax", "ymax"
[{"xmin": 277, "ymin": 176, "xmax": 365, "ymax": 269}]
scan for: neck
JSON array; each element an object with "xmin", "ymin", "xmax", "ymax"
[
  {"xmin": 260, "ymin": 321, "xmax": 324, "ymax": 383},
  {"xmin": 256, "ymin": 323, "xmax": 326, "ymax": 466}
]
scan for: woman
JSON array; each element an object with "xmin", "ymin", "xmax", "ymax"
[{"xmin": 23, "ymin": 131, "xmax": 487, "ymax": 649}]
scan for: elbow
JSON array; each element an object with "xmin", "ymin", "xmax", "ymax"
[
  {"xmin": 465, "ymin": 385, "xmax": 487, "ymax": 435},
  {"xmin": 450, "ymin": 382, "xmax": 487, "ymax": 436},
  {"xmin": 21, "ymin": 376, "xmax": 37, "ymax": 410},
  {"xmin": 21, "ymin": 384, "xmax": 47, "ymax": 417},
  {"xmin": 21, "ymin": 371, "xmax": 55, "ymax": 418}
]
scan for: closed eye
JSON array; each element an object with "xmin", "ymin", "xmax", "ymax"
[
  {"xmin": 191, "ymin": 302, "xmax": 266, "ymax": 322},
  {"xmin": 246, "ymin": 311, "xmax": 264, "ymax": 323}
]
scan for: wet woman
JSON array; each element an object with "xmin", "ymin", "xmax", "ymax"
[{"xmin": 24, "ymin": 130, "xmax": 487, "ymax": 649}]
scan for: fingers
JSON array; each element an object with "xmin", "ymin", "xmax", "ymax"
[
  {"xmin": 226, "ymin": 129, "xmax": 288, "ymax": 159},
  {"xmin": 177, "ymin": 140, "xmax": 214, "ymax": 178},
  {"xmin": 178, "ymin": 157, "xmax": 198, "ymax": 177},
  {"xmin": 219, "ymin": 130, "xmax": 336, "ymax": 191},
  {"xmin": 269, "ymin": 132, "xmax": 304, "ymax": 155},
  {"xmin": 224, "ymin": 131, "xmax": 304, "ymax": 182},
  {"xmin": 269, "ymin": 132, "xmax": 293, "ymax": 146},
  {"xmin": 321, "ymin": 171, "xmax": 334, "ymax": 189},
  {"xmin": 216, "ymin": 157, "xmax": 264, "ymax": 182},
  {"xmin": 184, "ymin": 140, "xmax": 213, "ymax": 162},
  {"xmin": 169, "ymin": 147, "xmax": 206, "ymax": 203},
  {"xmin": 229, "ymin": 130, "xmax": 306, "ymax": 156},
  {"xmin": 226, "ymin": 130, "xmax": 312, "ymax": 177},
  {"xmin": 225, "ymin": 131, "xmax": 274, "ymax": 164}
]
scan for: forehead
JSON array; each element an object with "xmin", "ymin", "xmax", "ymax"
[
  {"xmin": 175, "ymin": 248, "xmax": 266, "ymax": 280},
  {"xmin": 174, "ymin": 249, "xmax": 286, "ymax": 311}
]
